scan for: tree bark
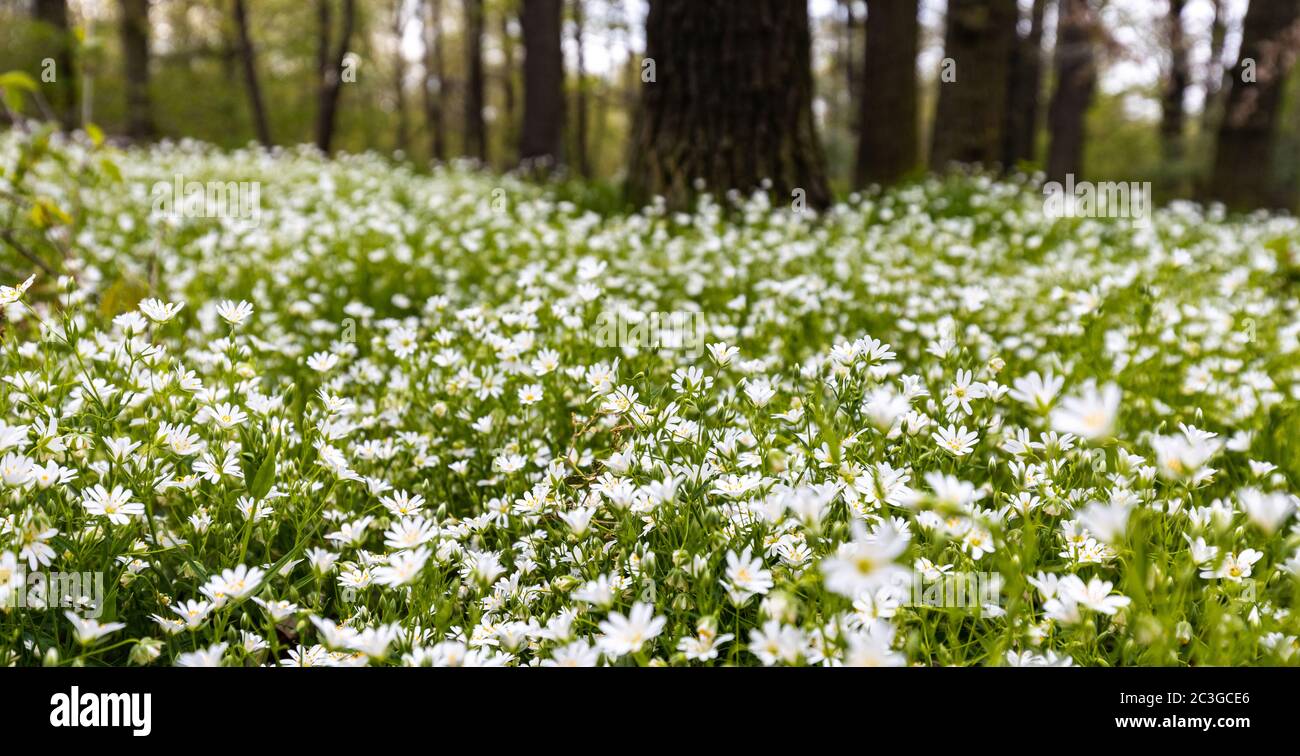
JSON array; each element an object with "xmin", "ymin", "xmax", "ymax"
[
  {"xmin": 855, "ymin": 0, "xmax": 919, "ymax": 186},
  {"xmin": 423, "ymin": 0, "xmax": 447, "ymax": 161},
  {"xmin": 1208, "ymin": 0, "xmax": 1300, "ymax": 209},
  {"xmin": 1159, "ymin": 0, "xmax": 1188, "ymax": 169},
  {"xmin": 120, "ymin": 0, "xmax": 154, "ymax": 140},
  {"xmin": 1002, "ymin": 0, "xmax": 1046, "ymax": 169},
  {"xmin": 627, "ymin": 0, "xmax": 831, "ymax": 211},
  {"xmin": 930, "ymin": 0, "xmax": 1018, "ymax": 170},
  {"xmin": 1045, "ymin": 0, "xmax": 1097, "ymax": 183},
  {"xmin": 1200, "ymin": 0, "xmax": 1228, "ymax": 136},
  {"xmin": 499, "ymin": 9, "xmax": 517, "ymax": 164},
  {"xmin": 314, "ymin": 0, "xmax": 356, "ymax": 154},
  {"xmin": 519, "ymin": 0, "xmax": 564, "ymax": 166},
  {"xmin": 392, "ymin": 0, "xmax": 409, "ymax": 154},
  {"xmin": 572, "ymin": 0, "xmax": 590, "ymax": 177},
  {"xmin": 231, "ymin": 0, "xmax": 272, "ymax": 145},
  {"xmin": 463, "ymin": 0, "xmax": 487, "ymax": 161},
  {"xmin": 33, "ymin": 0, "xmax": 77, "ymax": 129}
]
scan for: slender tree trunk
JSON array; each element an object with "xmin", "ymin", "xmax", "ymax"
[
  {"xmin": 841, "ymin": 0, "xmax": 858, "ymax": 132},
  {"xmin": 1208, "ymin": 0, "xmax": 1300, "ymax": 209},
  {"xmin": 231, "ymin": 0, "xmax": 271, "ymax": 145},
  {"xmin": 1002, "ymin": 0, "xmax": 1046, "ymax": 169},
  {"xmin": 33, "ymin": 0, "xmax": 77, "ymax": 129},
  {"xmin": 120, "ymin": 0, "xmax": 154, "ymax": 140},
  {"xmin": 423, "ymin": 0, "xmax": 446, "ymax": 161},
  {"xmin": 463, "ymin": 0, "xmax": 487, "ymax": 161},
  {"xmin": 930, "ymin": 0, "xmax": 1018, "ymax": 170},
  {"xmin": 392, "ymin": 0, "xmax": 409, "ymax": 154},
  {"xmin": 499, "ymin": 10, "xmax": 517, "ymax": 165},
  {"xmin": 855, "ymin": 0, "xmax": 918, "ymax": 186},
  {"xmin": 519, "ymin": 0, "xmax": 564, "ymax": 166},
  {"xmin": 1160, "ymin": 0, "xmax": 1188, "ymax": 173},
  {"xmin": 314, "ymin": 0, "xmax": 356, "ymax": 154},
  {"xmin": 1045, "ymin": 0, "xmax": 1097, "ymax": 183},
  {"xmin": 627, "ymin": 0, "xmax": 831, "ymax": 210},
  {"xmin": 572, "ymin": 0, "xmax": 590, "ymax": 177},
  {"xmin": 1200, "ymin": 0, "xmax": 1228, "ymax": 135}
]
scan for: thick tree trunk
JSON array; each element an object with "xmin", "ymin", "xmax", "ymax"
[
  {"xmin": 1003, "ymin": 0, "xmax": 1046, "ymax": 169},
  {"xmin": 855, "ymin": 0, "xmax": 919, "ymax": 186},
  {"xmin": 33, "ymin": 0, "xmax": 77, "ymax": 129},
  {"xmin": 627, "ymin": 0, "xmax": 831, "ymax": 211},
  {"xmin": 572, "ymin": 0, "xmax": 590, "ymax": 177},
  {"xmin": 930, "ymin": 0, "xmax": 1018, "ymax": 170},
  {"xmin": 519, "ymin": 0, "xmax": 564, "ymax": 166},
  {"xmin": 1160, "ymin": 0, "xmax": 1188, "ymax": 169},
  {"xmin": 1045, "ymin": 0, "xmax": 1097, "ymax": 183},
  {"xmin": 423, "ymin": 0, "xmax": 447, "ymax": 161},
  {"xmin": 120, "ymin": 0, "xmax": 154, "ymax": 140},
  {"xmin": 1208, "ymin": 0, "xmax": 1300, "ymax": 209},
  {"xmin": 231, "ymin": 0, "xmax": 272, "ymax": 146},
  {"xmin": 314, "ymin": 0, "xmax": 356, "ymax": 154},
  {"xmin": 463, "ymin": 0, "xmax": 487, "ymax": 161}
]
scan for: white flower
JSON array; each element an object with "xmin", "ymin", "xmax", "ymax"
[
  {"xmin": 65, "ymin": 610, "xmax": 126, "ymax": 645},
  {"xmin": 0, "ymin": 274, "xmax": 36, "ymax": 306},
  {"xmin": 138, "ymin": 297, "xmax": 185, "ymax": 323},
  {"xmin": 81, "ymin": 484, "xmax": 144, "ymax": 525},
  {"xmin": 1237, "ymin": 488, "xmax": 1296, "ymax": 534},
  {"xmin": 1201, "ymin": 549, "xmax": 1263, "ymax": 582},
  {"xmin": 215, "ymin": 299, "xmax": 254, "ymax": 326},
  {"xmin": 1008, "ymin": 370, "xmax": 1064, "ymax": 411},
  {"xmin": 1049, "ymin": 383, "xmax": 1121, "ymax": 440},
  {"xmin": 724, "ymin": 547, "xmax": 774, "ymax": 602},
  {"xmin": 175, "ymin": 642, "xmax": 228, "ymax": 667},
  {"xmin": 374, "ymin": 546, "xmax": 431, "ymax": 587},
  {"xmin": 821, "ymin": 522, "xmax": 910, "ymax": 599},
  {"xmin": 932, "ymin": 424, "xmax": 979, "ymax": 457},
  {"xmin": 597, "ymin": 602, "xmax": 666, "ymax": 656}
]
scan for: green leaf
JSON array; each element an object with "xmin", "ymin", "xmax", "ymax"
[
  {"xmin": 0, "ymin": 71, "xmax": 38, "ymax": 92},
  {"xmin": 249, "ymin": 434, "xmax": 280, "ymax": 500}
]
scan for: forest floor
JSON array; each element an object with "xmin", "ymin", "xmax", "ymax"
[{"xmin": 2, "ymin": 139, "xmax": 1300, "ymax": 666}]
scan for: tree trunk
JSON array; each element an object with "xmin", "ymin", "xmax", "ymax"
[
  {"xmin": 392, "ymin": 0, "xmax": 409, "ymax": 154},
  {"xmin": 231, "ymin": 0, "xmax": 272, "ymax": 145},
  {"xmin": 423, "ymin": 0, "xmax": 447, "ymax": 161},
  {"xmin": 519, "ymin": 0, "xmax": 564, "ymax": 166},
  {"xmin": 572, "ymin": 0, "xmax": 590, "ymax": 177},
  {"xmin": 855, "ymin": 0, "xmax": 918, "ymax": 186},
  {"xmin": 627, "ymin": 0, "xmax": 831, "ymax": 211},
  {"xmin": 120, "ymin": 0, "xmax": 154, "ymax": 140},
  {"xmin": 499, "ymin": 10, "xmax": 517, "ymax": 165},
  {"xmin": 33, "ymin": 0, "xmax": 77, "ymax": 129},
  {"xmin": 1159, "ymin": 0, "xmax": 1188, "ymax": 172},
  {"xmin": 930, "ymin": 0, "xmax": 1018, "ymax": 170},
  {"xmin": 1208, "ymin": 0, "xmax": 1300, "ymax": 209},
  {"xmin": 1045, "ymin": 0, "xmax": 1097, "ymax": 183},
  {"xmin": 1200, "ymin": 0, "xmax": 1228, "ymax": 135},
  {"xmin": 1002, "ymin": 0, "xmax": 1046, "ymax": 169},
  {"xmin": 314, "ymin": 0, "xmax": 356, "ymax": 154},
  {"xmin": 463, "ymin": 0, "xmax": 487, "ymax": 161},
  {"xmin": 841, "ymin": 0, "xmax": 859, "ymax": 133}
]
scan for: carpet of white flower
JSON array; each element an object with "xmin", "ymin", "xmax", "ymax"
[{"xmin": 3, "ymin": 139, "xmax": 1300, "ymax": 667}]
